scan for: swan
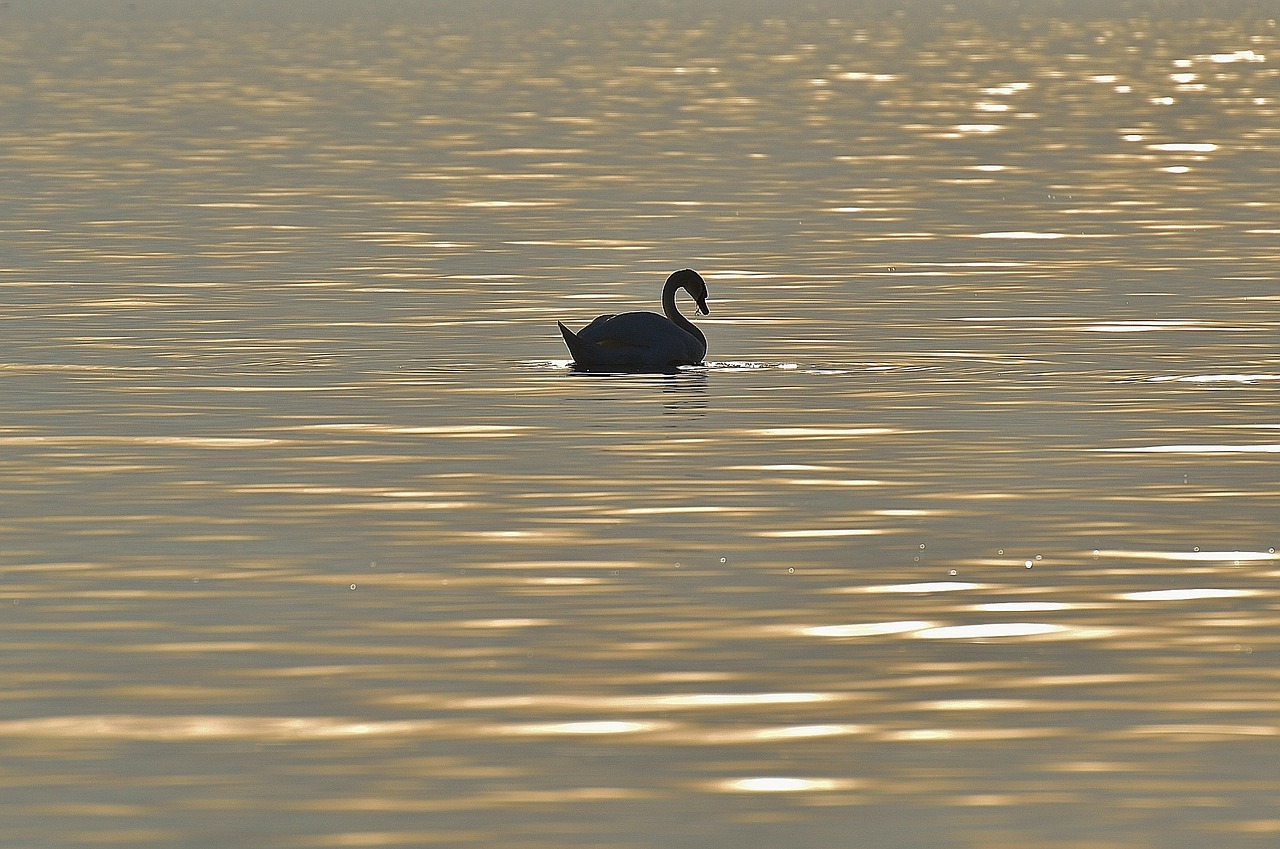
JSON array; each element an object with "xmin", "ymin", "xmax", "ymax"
[{"xmin": 557, "ymin": 269, "xmax": 710, "ymax": 372}]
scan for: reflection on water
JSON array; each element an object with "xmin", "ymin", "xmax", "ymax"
[{"xmin": 3, "ymin": 3, "xmax": 1280, "ymax": 848}]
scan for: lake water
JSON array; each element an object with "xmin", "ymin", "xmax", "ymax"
[{"xmin": 3, "ymin": 2, "xmax": 1280, "ymax": 847}]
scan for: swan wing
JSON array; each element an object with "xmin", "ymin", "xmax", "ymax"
[{"xmin": 581, "ymin": 314, "xmax": 616, "ymax": 332}]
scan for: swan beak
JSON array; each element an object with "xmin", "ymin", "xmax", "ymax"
[{"xmin": 695, "ymin": 295, "xmax": 710, "ymax": 315}]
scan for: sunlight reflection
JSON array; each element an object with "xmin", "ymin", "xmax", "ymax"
[
  {"xmin": 858, "ymin": 581, "xmax": 988, "ymax": 594},
  {"xmin": 472, "ymin": 560, "xmax": 652, "ymax": 570},
  {"xmin": 914, "ymin": 623, "xmax": 1064, "ymax": 640},
  {"xmin": 972, "ymin": 231, "xmax": 1067, "ymax": 239},
  {"xmin": 751, "ymin": 724, "xmax": 866, "ymax": 740},
  {"xmin": 279, "ymin": 423, "xmax": 537, "ymax": 437},
  {"xmin": 727, "ymin": 464, "xmax": 838, "ymax": 472},
  {"xmin": 837, "ymin": 72, "xmax": 898, "ymax": 81},
  {"xmin": 1148, "ymin": 142, "xmax": 1217, "ymax": 152},
  {"xmin": 948, "ymin": 794, "xmax": 1019, "ymax": 807},
  {"xmin": 747, "ymin": 427, "xmax": 897, "ymax": 438},
  {"xmin": 972, "ymin": 602, "xmax": 1072, "ymax": 612},
  {"xmin": 1127, "ymin": 724, "xmax": 1277, "ymax": 739},
  {"xmin": 1098, "ymin": 444, "xmax": 1280, "ymax": 454},
  {"xmin": 981, "ymin": 82, "xmax": 1032, "ymax": 95},
  {"xmin": 758, "ymin": 528, "xmax": 885, "ymax": 538},
  {"xmin": 714, "ymin": 777, "xmax": 852, "ymax": 793},
  {"xmin": 781, "ymin": 478, "xmax": 889, "ymax": 487},
  {"xmin": 1148, "ymin": 373, "xmax": 1280, "ymax": 384},
  {"xmin": 629, "ymin": 693, "xmax": 831, "ymax": 708},
  {"xmin": 618, "ymin": 506, "xmax": 771, "ymax": 516},
  {"xmin": 455, "ymin": 692, "xmax": 836, "ymax": 711},
  {"xmin": 917, "ymin": 699, "xmax": 1038, "ymax": 711},
  {"xmin": 1094, "ymin": 550, "xmax": 1278, "ymax": 562},
  {"xmin": 0, "ymin": 715, "xmax": 438, "ymax": 741},
  {"xmin": 912, "ymin": 623, "xmax": 1115, "ymax": 641},
  {"xmin": 0, "ymin": 435, "xmax": 281, "ymax": 448},
  {"xmin": 1205, "ymin": 49, "xmax": 1266, "ymax": 63},
  {"xmin": 1082, "ymin": 320, "xmax": 1208, "ymax": 333},
  {"xmin": 1119, "ymin": 588, "xmax": 1260, "ymax": 602},
  {"xmin": 493, "ymin": 721, "xmax": 661, "ymax": 736},
  {"xmin": 887, "ymin": 728, "xmax": 1062, "ymax": 742},
  {"xmin": 457, "ymin": 618, "xmax": 554, "ymax": 629},
  {"xmin": 802, "ymin": 621, "xmax": 934, "ymax": 638}
]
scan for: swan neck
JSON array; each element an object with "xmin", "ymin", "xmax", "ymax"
[{"xmin": 662, "ymin": 279, "xmax": 705, "ymax": 346}]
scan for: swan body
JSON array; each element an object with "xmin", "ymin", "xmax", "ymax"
[{"xmin": 557, "ymin": 269, "xmax": 710, "ymax": 372}]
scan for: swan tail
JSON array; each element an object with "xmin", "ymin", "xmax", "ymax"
[{"xmin": 558, "ymin": 321, "xmax": 588, "ymax": 364}]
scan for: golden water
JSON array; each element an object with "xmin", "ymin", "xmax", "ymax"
[{"xmin": 2, "ymin": 4, "xmax": 1279, "ymax": 847}]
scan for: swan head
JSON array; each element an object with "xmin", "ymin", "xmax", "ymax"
[{"xmin": 669, "ymin": 268, "xmax": 710, "ymax": 315}]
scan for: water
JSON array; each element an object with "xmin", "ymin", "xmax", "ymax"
[{"xmin": 3, "ymin": 3, "xmax": 1280, "ymax": 847}]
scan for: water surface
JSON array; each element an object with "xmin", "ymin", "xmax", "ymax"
[{"xmin": 2, "ymin": 4, "xmax": 1280, "ymax": 848}]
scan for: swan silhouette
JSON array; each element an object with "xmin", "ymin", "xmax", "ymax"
[{"xmin": 557, "ymin": 269, "xmax": 710, "ymax": 372}]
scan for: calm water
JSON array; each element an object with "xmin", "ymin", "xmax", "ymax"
[{"xmin": 3, "ymin": 3, "xmax": 1280, "ymax": 847}]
